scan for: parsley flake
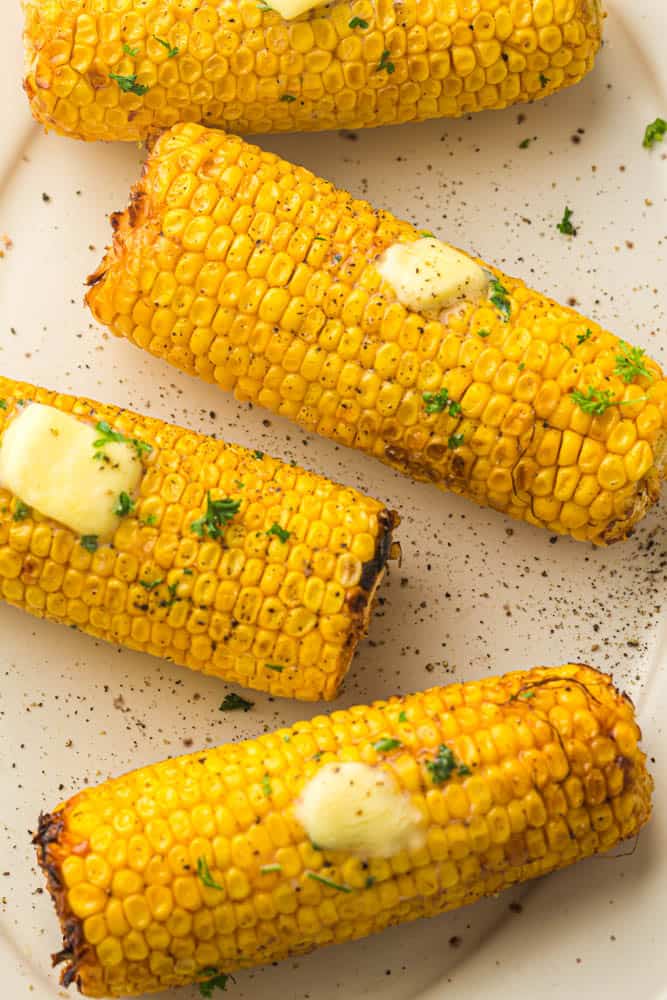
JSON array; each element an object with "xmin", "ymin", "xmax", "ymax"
[
  {"xmin": 253, "ymin": 450, "xmax": 264, "ymax": 459},
  {"xmin": 556, "ymin": 206, "xmax": 577, "ymax": 236},
  {"xmin": 577, "ymin": 328, "xmax": 593, "ymax": 345},
  {"xmin": 518, "ymin": 137, "xmax": 531, "ymax": 149},
  {"xmin": 280, "ymin": 93, "xmax": 297, "ymax": 102},
  {"xmin": 93, "ymin": 420, "xmax": 152, "ymax": 461},
  {"xmin": 191, "ymin": 492, "xmax": 240, "ymax": 541},
  {"xmin": 142, "ymin": 513, "xmax": 157, "ymax": 526},
  {"xmin": 398, "ymin": 710, "xmax": 407, "ymax": 723},
  {"xmin": 643, "ymin": 117, "xmax": 667, "ymax": 149},
  {"xmin": 426, "ymin": 745, "xmax": 470, "ymax": 784},
  {"xmin": 306, "ymin": 871, "xmax": 352, "ymax": 893},
  {"xmin": 153, "ymin": 34, "xmax": 179, "ymax": 57},
  {"xmin": 13, "ymin": 500, "xmax": 31, "ymax": 522},
  {"xmin": 265, "ymin": 663, "xmax": 284, "ymax": 672},
  {"xmin": 113, "ymin": 491, "xmax": 135, "ymax": 517},
  {"xmin": 262, "ymin": 774, "xmax": 272, "ymax": 797},
  {"xmin": 122, "ymin": 43, "xmax": 139, "ymax": 56},
  {"xmin": 348, "ymin": 16, "xmax": 369, "ymax": 28},
  {"xmin": 260, "ymin": 863, "xmax": 282, "ymax": 874},
  {"xmin": 109, "ymin": 72, "xmax": 149, "ymax": 95},
  {"xmin": 0, "ymin": 399, "xmax": 7, "ymax": 410},
  {"xmin": 570, "ymin": 386, "xmax": 647, "ymax": 416},
  {"xmin": 419, "ymin": 230, "xmax": 436, "ymax": 238},
  {"xmin": 539, "ymin": 73, "xmax": 550, "ymax": 87},
  {"xmin": 198, "ymin": 969, "xmax": 233, "ymax": 996},
  {"xmin": 489, "ymin": 277, "xmax": 511, "ymax": 320},
  {"xmin": 80, "ymin": 535, "xmax": 99, "ymax": 553},
  {"xmin": 614, "ymin": 343, "xmax": 652, "ymax": 384},
  {"xmin": 220, "ymin": 693, "xmax": 254, "ymax": 712},
  {"xmin": 377, "ymin": 49, "xmax": 395, "ymax": 74},
  {"xmin": 422, "ymin": 389, "xmax": 461, "ymax": 417},
  {"xmin": 139, "ymin": 578, "xmax": 163, "ymax": 590},
  {"xmin": 448, "ymin": 433, "xmax": 464, "ymax": 449},
  {"xmin": 477, "ymin": 329, "xmax": 491, "ymax": 338},
  {"xmin": 267, "ymin": 523, "xmax": 290, "ymax": 543},
  {"xmin": 373, "ymin": 737, "xmax": 402, "ymax": 752},
  {"xmin": 196, "ymin": 857, "xmax": 224, "ymax": 891}
]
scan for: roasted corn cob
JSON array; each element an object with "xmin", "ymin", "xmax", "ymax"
[
  {"xmin": 22, "ymin": 0, "xmax": 603, "ymax": 143},
  {"xmin": 87, "ymin": 124, "xmax": 667, "ymax": 544},
  {"xmin": 35, "ymin": 663, "xmax": 652, "ymax": 998},
  {"xmin": 0, "ymin": 374, "xmax": 396, "ymax": 700}
]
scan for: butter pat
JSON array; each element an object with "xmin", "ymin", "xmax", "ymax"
[
  {"xmin": 375, "ymin": 237, "xmax": 488, "ymax": 313},
  {"xmin": 0, "ymin": 404, "xmax": 143, "ymax": 538},
  {"xmin": 270, "ymin": 0, "xmax": 329, "ymax": 19},
  {"xmin": 295, "ymin": 761, "xmax": 425, "ymax": 858}
]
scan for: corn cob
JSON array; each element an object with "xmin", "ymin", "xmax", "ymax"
[
  {"xmin": 0, "ymin": 374, "xmax": 396, "ymax": 700},
  {"xmin": 35, "ymin": 663, "xmax": 652, "ymax": 998},
  {"xmin": 22, "ymin": 0, "xmax": 603, "ymax": 143},
  {"xmin": 87, "ymin": 124, "xmax": 667, "ymax": 545}
]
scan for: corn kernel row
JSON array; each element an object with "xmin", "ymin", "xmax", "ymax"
[
  {"xmin": 35, "ymin": 663, "xmax": 653, "ymax": 997},
  {"xmin": 0, "ymin": 375, "xmax": 396, "ymax": 700},
  {"xmin": 23, "ymin": 0, "xmax": 603, "ymax": 142},
  {"xmin": 87, "ymin": 124, "xmax": 667, "ymax": 544}
]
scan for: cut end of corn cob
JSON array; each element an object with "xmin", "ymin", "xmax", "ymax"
[
  {"xmin": 22, "ymin": 0, "xmax": 603, "ymax": 142},
  {"xmin": 0, "ymin": 374, "xmax": 397, "ymax": 701},
  {"xmin": 87, "ymin": 124, "xmax": 667, "ymax": 545},
  {"xmin": 35, "ymin": 663, "xmax": 651, "ymax": 998}
]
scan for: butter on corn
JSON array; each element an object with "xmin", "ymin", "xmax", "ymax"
[
  {"xmin": 87, "ymin": 124, "xmax": 667, "ymax": 545},
  {"xmin": 35, "ymin": 663, "xmax": 653, "ymax": 998},
  {"xmin": 0, "ymin": 375, "xmax": 397, "ymax": 701},
  {"xmin": 375, "ymin": 238, "xmax": 489, "ymax": 313},
  {"xmin": 23, "ymin": 0, "xmax": 603, "ymax": 143}
]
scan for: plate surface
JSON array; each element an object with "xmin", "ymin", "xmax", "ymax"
[{"xmin": 1, "ymin": 2, "xmax": 666, "ymax": 997}]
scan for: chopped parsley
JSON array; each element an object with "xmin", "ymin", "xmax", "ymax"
[
  {"xmin": 139, "ymin": 577, "xmax": 163, "ymax": 590},
  {"xmin": 365, "ymin": 875, "xmax": 376, "ymax": 888},
  {"xmin": 518, "ymin": 362, "xmax": 525, "ymax": 371},
  {"xmin": 348, "ymin": 16, "xmax": 369, "ymax": 28},
  {"xmin": 570, "ymin": 386, "xmax": 647, "ymax": 416},
  {"xmin": 518, "ymin": 137, "xmax": 531, "ymax": 149},
  {"xmin": 199, "ymin": 969, "xmax": 233, "ymax": 996},
  {"xmin": 260, "ymin": 863, "xmax": 282, "ymax": 874},
  {"xmin": 191, "ymin": 493, "xmax": 241, "ymax": 541},
  {"xmin": 477, "ymin": 329, "xmax": 491, "ymax": 338},
  {"xmin": 426, "ymin": 744, "xmax": 470, "ymax": 784},
  {"xmin": 109, "ymin": 72, "xmax": 149, "ymax": 95},
  {"xmin": 419, "ymin": 230, "xmax": 435, "ymax": 238},
  {"xmin": 93, "ymin": 420, "xmax": 152, "ymax": 461},
  {"xmin": 377, "ymin": 49, "xmax": 395, "ymax": 74},
  {"xmin": 280, "ymin": 93, "xmax": 297, "ymax": 102},
  {"xmin": 262, "ymin": 774, "xmax": 272, "ymax": 797},
  {"xmin": 113, "ymin": 491, "xmax": 135, "ymax": 517},
  {"xmin": 141, "ymin": 513, "xmax": 157, "ymax": 526},
  {"xmin": 422, "ymin": 389, "xmax": 461, "ymax": 417},
  {"xmin": 556, "ymin": 206, "xmax": 577, "ymax": 236},
  {"xmin": 306, "ymin": 871, "xmax": 352, "ymax": 893},
  {"xmin": 253, "ymin": 450, "xmax": 264, "ymax": 459},
  {"xmin": 0, "ymin": 399, "xmax": 6, "ymax": 410},
  {"xmin": 220, "ymin": 693, "xmax": 254, "ymax": 712},
  {"xmin": 265, "ymin": 663, "xmax": 284, "ymax": 672},
  {"xmin": 643, "ymin": 117, "xmax": 667, "ymax": 149},
  {"xmin": 373, "ymin": 737, "xmax": 402, "ymax": 752},
  {"xmin": 539, "ymin": 73, "xmax": 550, "ymax": 87},
  {"xmin": 518, "ymin": 690, "xmax": 535, "ymax": 700},
  {"xmin": 448, "ymin": 433, "xmax": 464, "ymax": 449},
  {"xmin": 313, "ymin": 236, "xmax": 327, "ymax": 241},
  {"xmin": 153, "ymin": 34, "xmax": 179, "ymax": 58},
  {"xmin": 577, "ymin": 328, "xmax": 593, "ymax": 345},
  {"xmin": 122, "ymin": 43, "xmax": 139, "ymax": 56},
  {"xmin": 80, "ymin": 535, "xmax": 99, "ymax": 553},
  {"xmin": 489, "ymin": 277, "xmax": 511, "ymax": 320},
  {"xmin": 398, "ymin": 710, "xmax": 407, "ymax": 723},
  {"xmin": 13, "ymin": 500, "xmax": 31, "ymax": 521},
  {"xmin": 614, "ymin": 343, "xmax": 652, "ymax": 384},
  {"xmin": 196, "ymin": 857, "xmax": 224, "ymax": 891},
  {"xmin": 267, "ymin": 523, "xmax": 290, "ymax": 543}
]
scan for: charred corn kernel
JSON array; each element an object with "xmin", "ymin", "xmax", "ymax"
[
  {"xmin": 36, "ymin": 664, "xmax": 652, "ymax": 998},
  {"xmin": 23, "ymin": 0, "xmax": 602, "ymax": 142},
  {"xmin": 88, "ymin": 125, "xmax": 667, "ymax": 545},
  {"xmin": 0, "ymin": 376, "xmax": 397, "ymax": 701}
]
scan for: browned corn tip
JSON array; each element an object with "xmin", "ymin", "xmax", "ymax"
[
  {"xmin": 86, "ymin": 124, "xmax": 667, "ymax": 546},
  {"xmin": 23, "ymin": 0, "xmax": 603, "ymax": 143},
  {"xmin": 35, "ymin": 663, "xmax": 652, "ymax": 998},
  {"xmin": 0, "ymin": 374, "xmax": 397, "ymax": 701}
]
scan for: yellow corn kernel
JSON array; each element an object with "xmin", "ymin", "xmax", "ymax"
[{"xmin": 36, "ymin": 664, "xmax": 651, "ymax": 998}]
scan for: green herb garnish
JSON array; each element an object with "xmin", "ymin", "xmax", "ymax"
[
  {"xmin": 80, "ymin": 535, "xmax": 99, "ymax": 553},
  {"xmin": 109, "ymin": 72, "xmax": 149, "ymax": 95},
  {"xmin": 365, "ymin": 875, "xmax": 376, "ymax": 888},
  {"xmin": 643, "ymin": 117, "xmax": 667, "ymax": 149},
  {"xmin": 122, "ymin": 43, "xmax": 139, "ymax": 56},
  {"xmin": 198, "ymin": 968, "xmax": 233, "ymax": 996},
  {"xmin": 153, "ymin": 34, "xmax": 179, "ymax": 57},
  {"xmin": 539, "ymin": 73, "xmax": 550, "ymax": 87},
  {"xmin": 519, "ymin": 690, "xmax": 534, "ymax": 700},
  {"xmin": 373, "ymin": 738, "xmax": 402, "ymax": 752},
  {"xmin": 139, "ymin": 578, "xmax": 163, "ymax": 590},
  {"xmin": 426, "ymin": 744, "xmax": 470, "ymax": 784},
  {"xmin": 113, "ymin": 491, "xmax": 135, "ymax": 517},
  {"xmin": 260, "ymin": 863, "xmax": 282, "ymax": 874},
  {"xmin": 93, "ymin": 420, "xmax": 152, "ymax": 461},
  {"xmin": 266, "ymin": 663, "xmax": 284, "ymax": 672},
  {"xmin": 0, "ymin": 399, "xmax": 7, "ymax": 410},
  {"xmin": 253, "ymin": 450, "xmax": 264, "ymax": 459},
  {"xmin": 556, "ymin": 206, "xmax": 577, "ymax": 236},
  {"xmin": 423, "ymin": 389, "xmax": 461, "ymax": 417},
  {"xmin": 489, "ymin": 277, "xmax": 511, "ymax": 320},
  {"xmin": 196, "ymin": 857, "xmax": 224, "ymax": 891},
  {"xmin": 570, "ymin": 386, "xmax": 647, "ymax": 416},
  {"xmin": 477, "ymin": 329, "xmax": 491, "ymax": 338},
  {"xmin": 349, "ymin": 16, "xmax": 369, "ymax": 28},
  {"xmin": 267, "ymin": 523, "xmax": 290, "ymax": 543},
  {"xmin": 518, "ymin": 362, "xmax": 525, "ymax": 371},
  {"xmin": 518, "ymin": 138, "xmax": 531, "ymax": 149},
  {"xmin": 220, "ymin": 693, "xmax": 254, "ymax": 712},
  {"xmin": 377, "ymin": 49, "xmax": 395, "ymax": 74},
  {"xmin": 448, "ymin": 433, "xmax": 464, "ymax": 449},
  {"xmin": 142, "ymin": 513, "xmax": 157, "ymax": 526},
  {"xmin": 577, "ymin": 328, "xmax": 593, "ymax": 345},
  {"xmin": 398, "ymin": 710, "xmax": 407, "ymax": 723},
  {"xmin": 419, "ymin": 230, "xmax": 435, "ymax": 238},
  {"xmin": 280, "ymin": 93, "xmax": 297, "ymax": 102},
  {"xmin": 306, "ymin": 871, "xmax": 352, "ymax": 893},
  {"xmin": 13, "ymin": 500, "xmax": 30, "ymax": 521},
  {"xmin": 191, "ymin": 492, "xmax": 241, "ymax": 541},
  {"xmin": 262, "ymin": 774, "xmax": 272, "ymax": 797},
  {"xmin": 614, "ymin": 343, "xmax": 652, "ymax": 384}
]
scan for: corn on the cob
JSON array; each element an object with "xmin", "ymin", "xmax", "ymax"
[
  {"xmin": 87, "ymin": 124, "xmax": 667, "ymax": 545},
  {"xmin": 22, "ymin": 0, "xmax": 603, "ymax": 143},
  {"xmin": 35, "ymin": 663, "xmax": 652, "ymax": 998},
  {"xmin": 0, "ymin": 375, "xmax": 396, "ymax": 700}
]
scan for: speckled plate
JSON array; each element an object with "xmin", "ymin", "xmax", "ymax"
[{"xmin": 1, "ymin": 1, "xmax": 666, "ymax": 998}]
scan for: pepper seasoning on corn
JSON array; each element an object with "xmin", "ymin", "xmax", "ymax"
[
  {"xmin": 0, "ymin": 375, "xmax": 397, "ymax": 700},
  {"xmin": 87, "ymin": 124, "xmax": 667, "ymax": 545},
  {"xmin": 35, "ymin": 663, "xmax": 653, "ymax": 998},
  {"xmin": 22, "ymin": 0, "xmax": 604, "ymax": 143}
]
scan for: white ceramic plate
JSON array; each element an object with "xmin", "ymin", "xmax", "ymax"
[{"xmin": 1, "ymin": 2, "xmax": 666, "ymax": 997}]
